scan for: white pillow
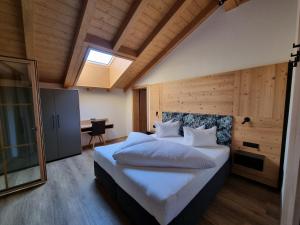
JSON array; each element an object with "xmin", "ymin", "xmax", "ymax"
[
  {"xmin": 183, "ymin": 125, "xmax": 205, "ymax": 145},
  {"xmin": 119, "ymin": 132, "xmax": 156, "ymax": 150},
  {"xmin": 183, "ymin": 126, "xmax": 218, "ymax": 147},
  {"xmin": 113, "ymin": 140, "xmax": 216, "ymax": 169},
  {"xmin": 155, "ymin": 120, "xmax": 180, "ymax": 138},
  {"xmin": 162, "ymin": 119, "xmax": 174, "ymax": 124}
]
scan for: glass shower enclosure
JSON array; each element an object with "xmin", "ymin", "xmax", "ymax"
[{"xmin": 0, "ymin": 56, "xmax": 46, "ymax": 196}]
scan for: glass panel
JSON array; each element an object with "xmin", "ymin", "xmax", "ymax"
[
  {"xmin": 87, "ymin": 49, "xmax": 113, "ymax": 65},
  {"xmin": 4, "ymin": 145, "xmax": 40, "ymax": 188},
  {"xmin": 0, "ymin": 151, "xmax": 6, "ymax": 191},
  {"xmin": 0, "ymin": 59, "xmax": 43, "ymax": 193}
]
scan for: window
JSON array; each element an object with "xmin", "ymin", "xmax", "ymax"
[{"xmin": 87, "ymin": 49, "xmax": 113, "ymax": 65}]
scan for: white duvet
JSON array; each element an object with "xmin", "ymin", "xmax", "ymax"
[
  {"xmin": 94, "ymin": 140, "xmax": 230, "ymax": 225},
  {"xmin": 119, "ymin": 132, "xmax": 156, "ymax": 149},
  {"xmin": 113, "ymin": 137, "xmax": 216, "ymax": 169}
]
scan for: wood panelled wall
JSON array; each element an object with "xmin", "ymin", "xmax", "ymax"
[{"xmin": 146, "ymin": 62, "xmax": 288, "ymax": 187}]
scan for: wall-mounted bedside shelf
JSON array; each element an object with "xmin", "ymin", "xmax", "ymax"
[{"xmin": 233, "ymin": 150, "xmax": 265, "ymax": 171}]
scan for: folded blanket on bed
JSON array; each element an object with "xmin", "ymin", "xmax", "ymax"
[
  {"xmin": 113, "ymin": 140, "xmax": 216, "ymax": 169},
  {"xmin": 119, "ymin": 132, "xmax": 157, "ymax": 150}
]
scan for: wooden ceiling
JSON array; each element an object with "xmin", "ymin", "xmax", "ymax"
[
  {"xmin": 0, "ymin": 0, "xmax": 247, "ymax": 89},
  {"xmin": 1, "ymin": 0, "xmax": 82, "ymax": 83}
]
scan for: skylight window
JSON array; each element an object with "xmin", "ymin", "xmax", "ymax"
[{"xmin": 87, "ymin": 49, "xmax": 113, "ymax": 65}]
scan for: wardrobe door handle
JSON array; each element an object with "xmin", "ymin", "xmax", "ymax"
[
  {"xmin": 56, "ymin": 115, "xmax": 60, "ymax": 128},
  {"xmin": 52, "ymin": 115, "xmax": 55, "ymax": 129}
]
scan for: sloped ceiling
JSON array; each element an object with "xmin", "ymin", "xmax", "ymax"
[{"xmin": 0, "ymin": 0, "xmax": 248, "ymax": 89}]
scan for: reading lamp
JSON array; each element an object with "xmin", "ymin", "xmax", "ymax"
[{"xmin": 241, "ymin": 117, "xmax": 251, "ymax": 125}]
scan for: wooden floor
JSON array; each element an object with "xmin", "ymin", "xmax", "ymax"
[{"xmin": 0, "ymin": 146, "xmax": 281, "ymax": 225}]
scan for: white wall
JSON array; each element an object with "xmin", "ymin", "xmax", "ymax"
[
  {"xmin": 137, "ymin": 0, "xmax": 297, "ymax": 85},
  {"xmin": 78, "ymin": 88, "xmax": 128, "ymax": 143}
]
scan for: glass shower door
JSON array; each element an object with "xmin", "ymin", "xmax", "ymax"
[{"xmin": 0, "ymin": 56, "xmax": 46, "ymax": 195}]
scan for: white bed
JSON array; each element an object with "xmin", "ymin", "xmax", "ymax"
[{"xmin": 94, "ymin": 136, "xmax": 229, "ymax": 225}]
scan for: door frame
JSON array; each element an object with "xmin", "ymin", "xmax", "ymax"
[
  {"xmin": 132, "ymin": 87, "xmax": 148, "ymax": 132},
  {"xmin": 281, "ymin": 0, "xmax": 300, "ymax": 224}
]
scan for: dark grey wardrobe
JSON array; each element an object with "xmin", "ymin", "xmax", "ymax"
[{"xmin": 40, "ymin": 89, "xmax": 81, "ymax": 162}]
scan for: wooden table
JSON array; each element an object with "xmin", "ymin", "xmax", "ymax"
[{"xmin": 80, "ymin": 119, "xmax": 114, "ymax": 133}]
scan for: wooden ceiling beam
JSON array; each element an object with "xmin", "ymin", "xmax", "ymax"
[
  {"xmin": 223, "ymin": 0, "xmax": 249, "ymax": 11},
  {"xmin": 64, "ymin": 0, "xmax": 96, "ymax": 88},
  {"xmin": 21, "ymin": 0, "xmax": 35, "ymax": 59},
  {"xmin": 124, "ymin": 0, "xmax": 219, "ymax": 90},
  {"xmin": 223, "ymin": 0, "xmax": 240, "ymax": 11},
  {"xmin": 137, "ymin": 0, "xmax": 190, "ymax": 56},
  {"xmin": 85, "ymin": 33, "xmax": 137, "ymax": 60},
  {"xmin": 112, "ymin": 0, "xmax": 150, "ymax": 51}
]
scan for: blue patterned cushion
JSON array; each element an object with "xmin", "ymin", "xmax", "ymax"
[{"xmin": 162, "ymin": 112, "xmax": 233, "ymax": 146}]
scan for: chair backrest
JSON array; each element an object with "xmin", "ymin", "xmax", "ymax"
[{"xmin": 91, "ymin": 120, "xmax": 106, "ymax": 135}]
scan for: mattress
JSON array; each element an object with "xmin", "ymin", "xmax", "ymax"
[{"xmin": 94, "ymin": 136, "xmax": 229, "ymax": 225}]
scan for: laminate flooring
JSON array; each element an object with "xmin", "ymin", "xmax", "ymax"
[{"xmin": 0, "ymin": 145, "xmax": 281, "ymax": 225}]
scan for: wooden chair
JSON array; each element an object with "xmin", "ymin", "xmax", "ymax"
[{"xmin": 88, "ymin": 120, "xmax": 106, "ymax": 149}]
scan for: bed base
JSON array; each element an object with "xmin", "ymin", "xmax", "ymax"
[{"xmin": 94, "ymin": 160, "xmax": 230, "ymax": 225}]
